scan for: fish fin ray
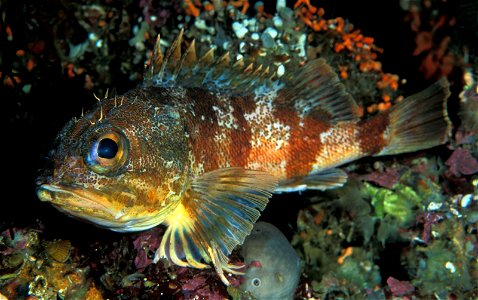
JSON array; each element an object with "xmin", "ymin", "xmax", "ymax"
[
  {"xmin": 144, "ymin": 34, "xmax": 163, "ymax": 85},
  {"xmin": 143, "ymin": 32, "xmax": 278, "ymax": 93},
  {"xmin": 144, "ymin": 33, "xmax": 359, "ymax": 122},
  {"xmin": 278, "ymin": 58, "xmax": 360, "ymax": 123},
  {"xmin": 143, "ymin": 32, "xmax": 361, "ymax": 123},
  {"xmin": 154, "ymin": 167, "xmax": 277, "ymax": 285},
  {"xmin": 276, "ymin": 168, "xmax": 348, "ymax": 192},
  {"xmin": 377, "ymin": 77, "xmax": 452, "ymax": 156}
]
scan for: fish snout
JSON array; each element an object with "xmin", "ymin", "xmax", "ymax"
[{"xmin": 36, "ymin": 184, "xmax": 55, "ymax": 202}]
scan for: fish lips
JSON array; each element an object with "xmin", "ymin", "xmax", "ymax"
[
  {"xmin": 36, "ymin": 183, "xmax": 125, "ymax": 225},
  {"xmin": 36, "ymin": 184, "xmax": 163, "ymax": 232},
  {"xmin": 37, "ymin": 184, "xmax": 110, "ymax": 210}
]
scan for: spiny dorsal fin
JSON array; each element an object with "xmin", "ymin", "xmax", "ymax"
[
  {"xmin": 144, "ymin": 32, "xmax": 359, "ymax": 124},
  {"xmin": 217, "ymin": 52, "xmax": 230, "ymax": 67},
  {"xmin": 278, "ymin": 58, "xmax": 360, "ymax": 123},
  {"xmin": 144, "ymin": 34, "xmax": 163, "ymax": 85},
  {"xmin": 243, "ymin": 63, "xmax": 254, "ymax": 74},
  {"xmin": 143, "ymin": 31, "xmax": 278, "ymax": 93},
  {"xmin": 260, "ymin": 66, "xmax": 270, "ymax": 78},
  {"xmin": 198, "ymin": 48, "xmax": 215, "ymax": 66},
  {"xmin": 233, "ymin": 57, "xmax": 244, "ymax": 70},
  {"xmin": 144, "ymin": 29, "xmax": 185, "ymax": 85},
  {"xmin": 252, "ymin": 64, "xmax": 263, "ymax": 76},
  {"xmin": 168, "ymin": 28, "xmax": 183, "ymax": 71},
  {"xmin": 183, "ymin": 39, "xmax": 197, "ymax": 68},
  {"xmin": 159, "ymin": 28, "xmax": 183, "ymax": 80}
]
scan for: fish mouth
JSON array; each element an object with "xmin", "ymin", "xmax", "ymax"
[
  {"xmin": 36, "ymin": 184, "xmax": 164, "ymax": 232},
  {"xmin": 37, "ymin": 184, "xmax": 117, "ymax": 214},
  {"xmin": 36, "ymin": 184, "xmax": 128, "ymax": 227}
]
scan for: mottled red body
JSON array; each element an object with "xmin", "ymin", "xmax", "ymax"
[{"xmin": 171, "ymin": 86, "xmax": 387, "ymax": 182}]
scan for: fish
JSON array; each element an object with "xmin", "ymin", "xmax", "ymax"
[{"xmin": 36, "ymin": 29, "xmax": 451, "ymax": 285}]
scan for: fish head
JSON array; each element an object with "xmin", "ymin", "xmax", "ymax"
[{"xmin": 36, "ymin": 91, "xmax": 189, "ymax": 232}]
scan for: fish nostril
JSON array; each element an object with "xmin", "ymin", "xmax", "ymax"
[
  {"xmin": 35, "ymin": 177, "xmax": 47, "ymax": 186},
  {"xmin": 35, "ymin": 173, "xmax": 53, "ymax": 186},
  {"xmin": 37, "ymin": 156, "xmax": 55, "ymax": 186}
]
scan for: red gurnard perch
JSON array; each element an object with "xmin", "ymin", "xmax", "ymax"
[{"xmin": 36, "ymin": 30, "xmax": 451, "ymax": 284}]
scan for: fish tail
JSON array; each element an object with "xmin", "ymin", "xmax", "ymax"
[{"xmin": 376, "ymin": 78, "xmax": 452, "ymax": 156}]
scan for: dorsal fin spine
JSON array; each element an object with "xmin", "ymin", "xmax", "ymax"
[
  {"xmin": 144, "ymin": 31, "xmax": 280, "ymax": 93},
  {"xmin": 183, "ymin": 39, "xmax": 197, "ymax": 68},
  {"xmin": 199, "ymin": 48, "xmax": 215, "ymax": 66}
]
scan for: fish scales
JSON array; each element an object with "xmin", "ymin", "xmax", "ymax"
[
  {"xmin": 179, "ymin": 87, "xmax": 363, "ymax": 179},
  {"xmin": 36, "ymin": 30, "xmax": 452, "ymax": 285},
  {"xmin": 136, "ymin": 82, "xmax": 370, "ymax": 181}
]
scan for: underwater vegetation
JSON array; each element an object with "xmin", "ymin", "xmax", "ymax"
[{"xmin": 1, "ymin": 0, "xmax": 478, "ymax": 299}]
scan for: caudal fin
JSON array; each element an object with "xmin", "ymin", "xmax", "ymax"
[{"xmin": 376, "ymin": 78, "xmax": 452, "ymax": 156}]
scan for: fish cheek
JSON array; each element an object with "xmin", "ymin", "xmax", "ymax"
[
  {"xmin": 118, "ymin": 112, "xmax": 189, "ymax": 208},
  {"xmin": 116, "ymin": 169, "xmax": 161, "ymax": 207},
  {"xmin": 139, "ymin": 173, "xmax": 172, "ymax": 206}
]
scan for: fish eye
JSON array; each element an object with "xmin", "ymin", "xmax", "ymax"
[
  {"xmin": 97, "ymin": 138, "xmax": 118, "ymax": 159},
  {"xmin": 85, "ymin": 129, "xmax": 129, "ymax": 175}
]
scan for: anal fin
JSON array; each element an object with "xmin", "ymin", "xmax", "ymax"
[
  {"xmin": 154, "ymin": 168, "xmax": 277, "ymax": 285},
  {"xmin": 276, "ymin": 168, "xmax": 348, "ymax": 193}
]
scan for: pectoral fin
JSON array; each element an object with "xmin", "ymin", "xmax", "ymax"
[
  {"xmin": 276, "ymin": 168, "xmax": 348, "ymax": 193},
  {"xmin": 154, "ymin": 168, "xmax": 277, "ymax": 285}
]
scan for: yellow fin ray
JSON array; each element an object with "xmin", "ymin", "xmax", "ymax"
[{"xmin": 154, "ymin": 168, "xmax": 277, "ymax": 285}]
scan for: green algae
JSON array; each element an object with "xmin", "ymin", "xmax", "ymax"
[{"xmin": 366, "ymin": 182, "xmax": 421, "ymax": 226}]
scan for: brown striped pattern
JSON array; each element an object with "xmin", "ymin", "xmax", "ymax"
[{"xmin": 181, "ymin": 88, "xmax": 389, "ymax": 181}]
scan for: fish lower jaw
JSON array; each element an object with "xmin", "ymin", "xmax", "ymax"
[
  {"xmin": 54, "ymin": 204, "xmax": 163, "ymax": 232},
  {"xmin": 36, "ymin": 184, "xmax": 115, "ymax": 213},
  {"xmin": 37, "ymin": 184, "xmax": 165, "ymax": 232}
]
